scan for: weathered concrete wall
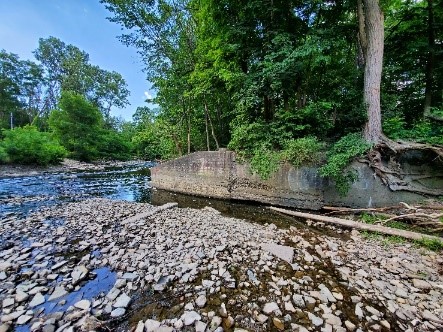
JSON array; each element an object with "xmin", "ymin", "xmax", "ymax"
[{"xmin": 151, "ymin": 150, "xmax": 429, "ymax": 210}]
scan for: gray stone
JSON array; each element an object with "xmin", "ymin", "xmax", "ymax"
[
  {"xmin": 195, "ymin": 321, "xmax": 207, "ymax": 332},
  {"xmin": 15, "ymin": 290, "xmax": 29, "ymax": 303},
  {"xmin": 29, "ymin": 292, "xmax": 45, "ymax": 307},
  {"xmin": 2, "ymin": 298, "xmax": 14, "ymax": 308},
  {"xmin": 71, "ymin": 265, "xmax": 88, "ymax": 284},
  {"xmin": 292, "ymin": 295, "xmax": 305, "ymax": 308},
  {"xmin": 135, "ymin": 321, "xmax": 144, "ymax": 332},
  {"xmin": 181, "ymin": 311, "xmax": 201, "ymax": 326},
  {"xmin": 113, "ymin": 293, "xmax": 131, "ymax": 308},
  {"xmin": 48, "ymin": 286, "xmax": 68, "ymax": 301},
  {"xmin": 74, "ymin": 299, "xmax": 91, "ymax": 310},
  {"xmin": 110, "ymin": 308, "xmax": 125, "ymax": 318},
  {"xmin": 209, "ymin": 316, "xmax": 222, "ymax": 331},
  {"xmin": 195, "ymin": 294, "xmax": 207, "ymax": 308},
  {"xmin": 261, "ymin": 243, "xmax": 294, "ymax": 263},
  {"xmin": 16, "ymin": 315, "xmax": 32, "ymax": 325},
  {"xmin": 308, "ymin": 312, "xmax": 324, "ymax": 326},
  {"xmin": 412, "ymin": 279, "xmax": 432, "ymax": 290},
  {"xmin": 263, "ymin": 302, "xmax": 280, "ymax": 314},
  {"xmin": 145, "ymin": 319, "xmax": 161, "ymax": 331}
]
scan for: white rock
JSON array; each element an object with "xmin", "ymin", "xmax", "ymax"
[
  {"xmin": 181, "ymin": 311, "xmax": 201, "ymax": 326},
  {"xmin": 195, "ymin": 320, "xmax": 207, "ymax": 332},
  {"xmin": 135, "ymin": 320, "xmax": 144, "ymax": 332},
  {"xmin": 48, "ymin": 286, "xmax": 68, "ymax": 301},
  {"xmin": 74, "ymin": 299, "xmax": 91, "ymax": 310},
  {"xmin": 16, "ymin": 315, "xmax": 32, "ymax": 325},
  {"xmin": 263, "ymin": 302, "xmax": 279, "ymax": 314},
  {"xmin": 29, "ymin": 292, "xmax": 45, "ymax": 307},
  {"xmin": 2, "ymin": 298, "xmax": 14, "ymax": 308},
  {"xmin": 113, "ymin": 293, "xmax": 131, "ymax": 308},
  {"xmin": 110, "ymin": 308, "xmax": 125, "ymax": 318},
  {"xmin": 145, "ymin": 319, "xmax": 161, "ymax": 331},
  {"xmin": 195, "ymin": 294, "xmax": 207, "ymax": 308}
]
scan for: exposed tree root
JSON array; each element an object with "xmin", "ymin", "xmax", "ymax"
[{"xmin": 361, "ymin": 136, "xmax": 443, "ymax": 196}]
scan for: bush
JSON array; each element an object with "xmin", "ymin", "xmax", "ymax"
[
  {"xmin": 250, "ymin": 143, "xmax": 281, "ymax": 180},
  {"xmin": 319, "ymin": 133, "xmax": 372, "ymax": 196},
  {"xmin": 0, "ymin": 125, "xmax": 67, "ymax": 165},
  {"xmin": 282, "ymin": 137, "xmax": 323, "ymax": 167},
  {"xmin": 98, "ymin": 130, "xmax": 133, "ymax": 161}
]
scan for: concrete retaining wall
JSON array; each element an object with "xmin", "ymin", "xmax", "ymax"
[{"xmin": 150, "ymin": 150, "xmax": 428, "ymax": 210}]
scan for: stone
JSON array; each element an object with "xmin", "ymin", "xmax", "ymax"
[
  {"xmin": 308, "ymin": 312, "xmax": 324, "ymax": 327},
  {"xmin": 344, "ymin": 320, "xmax": 356, "ymax": 331},
  {"xmin": 48, "ymin": 286, "xmax": 68, "ymax": 301},
  {"xmin": 110, "ymin": 308, "xmax": 125, "ymax": 318},
  {"xmin": 0, "ymin": 324, "xmax": 10, "ymax": 332},
  {"xmin": 113, "ymin": 293, "xmax": 131, "ymax": 308},
  {"xmin": 263, "ymin": 302, "xmax": 279, "ymax": 314},
  {"xmin": 16, "ymin": 315, "xmax": 32, "ymax": 325},
  {"xmin": 74, "ymin": 299, "xmax": 91, "ymax": 310},
  {"xmin": 412, "ymin": 279, "xmax": 432, "ymax": 290},
  {"xmin": 292, "ymin": 295, "xmax": 305, "ymax": 308},
  {"xmin": 135, "ymin": 320, "xmax": 145, "ymax": 332},
  {"xmin": 15, "ymin": 290, "xmax": 29, "ymax": 303},
  {"xmin": 195, "ymin": 320, "xmax": 207, "ymax": 332},
  {"xmin": 0, "ymin": 272, "xmax": 6, "ymax": 280},
  {"xmin": 71, "ymin": 265, "xmax": 88, "ymax": 284},
  {"xmin": 284, "ymin": 301, "xmax": 296, "ymax": 313},
  {"xmin": 322, "ymin": 313, "xmax": 341, "ymax": 326},
  {"xmin": 273, "ymin": 318, "xmax": 284, "ymax": 330},
  {"xmin": 256, "ymin": 314, "xmax": 268, "ymax": 323},
  {"xmin": 2, "ymin": 298, "xmax": 14, "ymax": 308},
  {"xmin": 219, "ymin": 303, "xmax": 228, "ymax": 317},
  {"xmin": 29, "ymin": 292, "xmax": 45, "ymax": 307},
  {"xmin": 395, "ymin": 287, "xmax": 408, "ymax": 299},
  {"xmin": 195, "ymin": 294, "xmax": 207, "ymax": 308},
  {"xmin": 422, "ymin": 310, "xmax": 443, "ymax": 324},
  {"xmin": 181, "ymin": 311, "xmax": 201, "ymax": 326},
  {"xmin": 122, "ymin": 272, "xmax": 138, "ymax": 281},
  {"xmin": 145, "ymin": 319, "xmax": 161, "ymax": 331},
  {"xmin": 261, "ymin": 243, "xmax": 294, "ymax": 263},
  {"xmin": 209, "ymin": 316, "xmax": 222, "ymax": 331},
  {"xmin": 106, "ymin": 288, "xmax": 121, "ymax": 301}
]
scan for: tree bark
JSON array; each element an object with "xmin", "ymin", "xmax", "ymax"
[
  {"xmin": 357, "ymin": 0, "xmax": 367, "ymax": 68},
  {"xmin": 362, "ymin": 0, "xmax": 384, "ymax": 143}
]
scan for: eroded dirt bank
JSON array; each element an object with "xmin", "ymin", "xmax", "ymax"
[{"xmin": 1, "ymin": 199, "xmax": 443, "ymax": 332}]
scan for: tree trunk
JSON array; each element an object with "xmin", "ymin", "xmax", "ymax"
[
  {"xmin": 204, "ymin": 101, "xmax": 210, "ymax": 151},
  {"xmin": 362, "ymin": 0, "xmax": 384, "ymax": 144},
  {"xmin": 357, "ymin": 0, "xmax": 367, "ymax": 68},
  {"xmin": 204, "ymin": 99, "xmax": 219, "ymax": 150},
  {"xmin": 187, "ymin": 110, "xmax": 191, "ymax": 154},
  {"xmin": 424, "ymin": 0, "xmax": 435, "ymax": 115}
]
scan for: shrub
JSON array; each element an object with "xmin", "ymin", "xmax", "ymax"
[
  {"xmin": 319, "ymin": 133, "xmax": 372, "ymax": 196},
  {"xmin": 250, "ymin": 143, "xmax": 281, "ymax": 180},
  {"xmin": 282, "ymin": 137, "xmax": 323, "ymax": 167},
  {"xmin": 0, "ymin": 125, "xmax": 67, "ymax": 165},
  {"xmin": 98, "ymin": 130, "xmax": 133, "ymax": 161}
]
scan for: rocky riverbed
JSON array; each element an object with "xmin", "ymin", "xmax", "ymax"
[{"xmin": 1, "ymin": 198, "xmax": 443, "ymax": 332}]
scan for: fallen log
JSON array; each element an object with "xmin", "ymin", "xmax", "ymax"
[{"xmin": 269, "ymin": 206, "xmax": 443, "ymax": 242}]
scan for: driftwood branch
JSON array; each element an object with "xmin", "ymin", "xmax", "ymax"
[{"xmin": 269, "ymin": 206, "xmax": 442, "ymax": 242}]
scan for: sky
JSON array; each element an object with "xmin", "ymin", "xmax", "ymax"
[{"xmin": 0, "ymin": 0, "xmax": 153, "ymax": 120}]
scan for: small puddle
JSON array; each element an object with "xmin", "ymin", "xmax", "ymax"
[{"xmin": 39, "ymin": 267, "xmax": 116, "ymax": 314}]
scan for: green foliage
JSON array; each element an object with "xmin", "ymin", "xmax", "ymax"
[
  {"xmin": 319, "ymin": 133, "xmax": 372, "ymax": 196},
  {"xmin": 228, "ymin": 121, "xmax": 272, "ymax": 158},
  {"xmin": 49, "ymin": 92, "xmax": 103, "ymax": 162},
  {"xmin": 414, "ymin": 238, "xmax": 443, "ymax": 252},
  {"xmin": 98, "ymin": 130, "xmax": 133, "ymax": 161},
  {"xmin": 249, "ymin": 143, "xmax": 281, "ymax": 180},
  {"xmin": 281, "ymin": 137, "xmax": 323, "ymax": 167},
  {"xmin": 0, "ymin": 125, "xmax": 66, "ymax": 165}
]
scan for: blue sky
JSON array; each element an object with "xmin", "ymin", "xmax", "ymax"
[{"xmin": 0, "ymin": 0, "xmax": 152, "ymax": 120}]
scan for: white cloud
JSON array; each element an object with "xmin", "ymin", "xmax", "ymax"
[{"xmin": 144, "ymin": 91, "xmax": 153, "ymax": 100}]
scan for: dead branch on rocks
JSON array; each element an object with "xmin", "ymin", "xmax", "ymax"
[{"xmin": 270, "ymin": 206, "xmax": 443, "ymax": 242}]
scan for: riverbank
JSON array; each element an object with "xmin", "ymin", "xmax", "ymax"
[
  {"xmin": 0, "ymin": 159, "xmax": 148, "ymax": 178},
  {"xmin": 1, "ymin": 199, "xmax": 442, "ymax": 332}
]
